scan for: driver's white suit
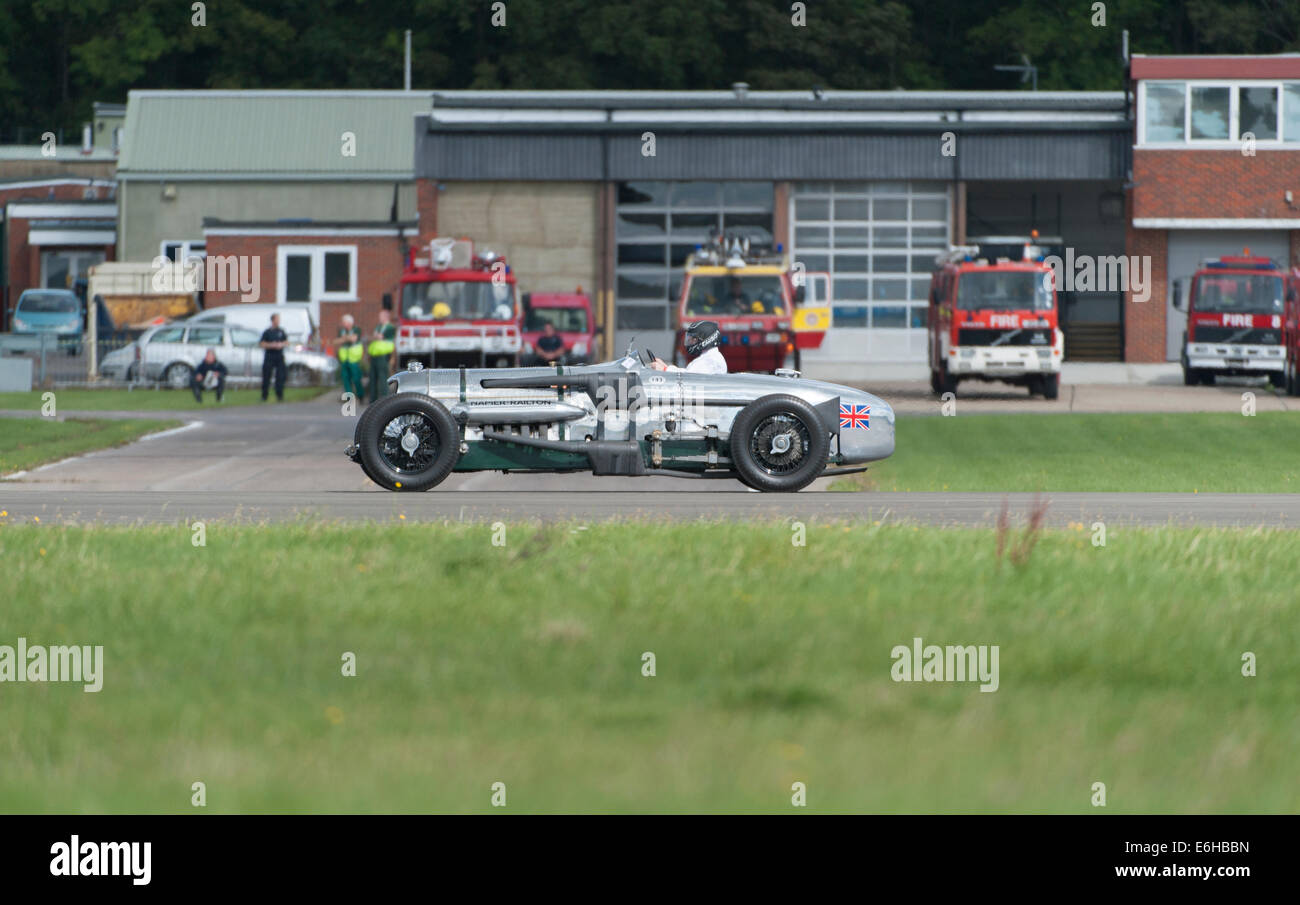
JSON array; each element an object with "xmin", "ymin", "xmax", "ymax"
[{"xmin": 663, "ymin": 347, "xmax": 727, "ymax": 374}]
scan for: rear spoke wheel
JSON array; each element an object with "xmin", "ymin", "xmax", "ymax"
[
  {"xmin": 728, "ymin": 394, "xmax": 830, "ymax": 492},
  {"xmin": 749, "ymin": 414, "xmax": 812, "ymax": 476}
]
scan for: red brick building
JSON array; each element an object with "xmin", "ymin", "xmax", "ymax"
[
  {"xmin": 201, "ymin": 219, "xmax": 417, "ymax": 347},
  {"xmin": 1128, "ymin": 54, "xmax": 1300, "ymax": 361},
  {"xmin": 1, "ymin": 180, "xmax": 117, "ymax": 327}
]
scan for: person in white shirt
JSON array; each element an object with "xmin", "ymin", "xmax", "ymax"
[{"xmin": 651, "ymin": 321, "xmax": 727, "ymax": 374}]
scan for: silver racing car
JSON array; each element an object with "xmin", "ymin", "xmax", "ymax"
[{"xmin": 345, "ymin": 344, "xmax": 895, "ymax": 492}]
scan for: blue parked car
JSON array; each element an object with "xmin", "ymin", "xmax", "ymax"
[{"xmin": 9, "ymin": 289, "xmax": 84, "ymax": 354}]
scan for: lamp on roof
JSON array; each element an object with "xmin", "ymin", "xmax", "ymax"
[{"xmin": 430, "ymin": 238, "xmax": 455, "ymax": 270}]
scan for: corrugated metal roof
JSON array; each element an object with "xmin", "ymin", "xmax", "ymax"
[
  {"xmin": 419, "ymin": 128, "xmax": 1128, "ymax": 182},
  {"xmin": 117, "ymin": 89, "xmax": 1132, "ymax": 182},
  {"xmin": 118, "ymin": 91, "xmax": 430, "ymax": 179}
]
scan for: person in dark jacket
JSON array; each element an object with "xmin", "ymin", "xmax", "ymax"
[
  {"xmin": 259, "ymin": 313, "xmax": 288, "ymax": 402},
  {"xmin": 192, "ymin": 348, "xmax": 228, "ymax": 402}
]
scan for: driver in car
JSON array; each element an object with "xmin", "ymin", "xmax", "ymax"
[
  {"xmin": 725, "ymin": 276, "xmax": 751, "ymax": 313},
  {"xmin": 651, "ymin": 321, "xmax": 727, "ymax": 374}
]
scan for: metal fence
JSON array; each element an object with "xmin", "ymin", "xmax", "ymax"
[
  {"xmin": 0, "ymin": 334, "xmax": 334, "ymax": 389},
  {"xmin": 0, "ymin": 334, "xmax": 125, "ymax": 387}
]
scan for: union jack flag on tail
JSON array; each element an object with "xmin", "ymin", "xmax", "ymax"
[{"xmin": 839, "ymin": 403, "xmax": 870, "ymax": 430}]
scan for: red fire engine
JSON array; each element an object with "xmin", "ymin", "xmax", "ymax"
[
  {"xmin": 1173, "ymin": 252, "xmax": 1286, "ymax": 387},
  {"xmin": 928, "ymin": 237, "xmax": 1063, "ymax": 399},
  {"xmin": 396, "ymin": 237, "xmax": 521, "ymax": 369},
  {"xmin": 673, "ymin": 233, "xmax": 830, "ymax": 373},
  {"xmin": 1285, "ymin": 267, "xmax": 1300, "ymax": 396}
]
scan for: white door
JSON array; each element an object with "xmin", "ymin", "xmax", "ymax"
[{"xmin": 1166, "ymin": 230, "xmax": 1288, "ymax": 361}]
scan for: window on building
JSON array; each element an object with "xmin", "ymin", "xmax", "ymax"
[
  {"xmin": 160, "ymin": 240, "xmax": 206, "ymax": 263},
  {"xmin": 1189, "ymin": 86, "xmax": 1231, "ymax": 140},
  {"xmin": 1284, "ymin": 85, "xmax": 1300, "ymax": 143},
  {"xmin": 614, "ymin": 181, "xmax": 774, "ymax": 332},
  {"xmin": 1240, "ymin": 86, "xmax": 1279, "ymax": 140},
  {"xmin": 284, "ymin": 255, "xmax": 311, "ymax": 301},
  {"xmin": 323, "ymin": 251, "xmax": 351, "ymax": 293},
  {"xmin": 1143, "ymin": 83, "xmax": 1186, "ymax": 142},
  {"xmin": 276, "ymin": 246, "xmax": 356, "ymax": 302},
  {"xmin": 1141, "ymin": 80, "xmax": 1300, "ymax": 144},
  {"xmin": 790, "ymin": 182, "xmax": 949, "ymax": 334}
]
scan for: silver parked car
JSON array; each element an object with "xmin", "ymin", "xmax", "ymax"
[
  {"xmin": 99, "ymin": 321, "xmax": 338, "ymax": 388},
  {"xmin": 346, "ymin": 341, "xmax": 895, "ymax": 492}
]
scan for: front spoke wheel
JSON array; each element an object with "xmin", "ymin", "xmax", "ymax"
[{"xmin": 379, "ymin": 413, "xmax": 440, "ymax": 473}]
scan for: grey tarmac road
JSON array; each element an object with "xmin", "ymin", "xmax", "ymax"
[
  {"xmin": 2, "ymin": 485, "xmax": 1298, "ymax": 527},
  {"xmin": 2, "ymin": 383, "xmax": 1296, "ymax": 526}
]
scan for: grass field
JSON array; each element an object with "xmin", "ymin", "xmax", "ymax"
[
  {"xmin": 0, "ymin": 387, "xmax": 326, "ymax": 412},
  {"xmin": 835, "ymin": 411, "xmax": 1300, "ymax": 493},
  {"xmin": 2, "ymin": 521, "xmax": 1295, "ymax": 813},
  {"xmin": 0, "ymin": 417, "xmax": 180, "ymax": 475}
]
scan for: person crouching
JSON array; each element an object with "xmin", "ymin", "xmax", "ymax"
[{"xmin": 192, "ymin": 348, "xmax": 228, "ymax": 402}]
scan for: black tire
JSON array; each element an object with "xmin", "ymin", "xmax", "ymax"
[
  {"xmin": 286, "ymin": 363, "xmax": 313, "ymax": 387},
  {"xmin": 1042, "ymin": 373, "xmax": 1060, "ymax": 400},
  {"xmin": 356, "ymin": 394, "xmax": 460, "ymax": 491},
  {"xmin": 1203, "ymin": 372, "xmax": 1216, "ymax": 386},
  {"xmin": 938, "ymin": 361, "xmax": 959, "ymax": 396},
  {"xmin": 163, "ymin": 361, "xmax": 192, "ymax": 389},
  {"xmin": 351, "ymin": 395, "xmax": 394, "ymax": 486},
  {"xmin": 1288, "ymin": 361, "xmax": 1299, "ymax": 397},
  {"xmin": 1266, "ymin": 370, "xmax": 1285, "ymax": 391},
  {"xmin": 1182, "ymin": 366, "xmax": 1196, "ymax": 386},
  {"xmin": 728, "ymin": 394, "xmax": 830, "ymax": 493},
  {"xmin": 929, "ymin": 368, "xmax": 941, "ymax": 395}
]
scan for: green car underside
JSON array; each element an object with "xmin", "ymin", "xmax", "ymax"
[{"xmin": 453, "ymin": 438, "xmax": 718, "ymax": 473}]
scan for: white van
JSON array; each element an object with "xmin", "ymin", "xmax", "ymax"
[{"xmin": 186, "ymin": 304, "xmax": 316, "ymax": 348}]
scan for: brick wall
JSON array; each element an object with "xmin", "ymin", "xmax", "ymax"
[
  {"xmin": 202, "ymin": 232, "xmax": 409, "ymax": 347},
  {"xmin": 1123, "ymin": 226, "xmax": 1168, "ymax": 362},
  {"xmin": 1134, "ymin": 150, "xmax": 1300, "ymax": 220},
  {"xmin": 2, "ymin": 184, "xmax": 118, "ymax": 318}
]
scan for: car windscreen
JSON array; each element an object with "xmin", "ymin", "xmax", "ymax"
[
  {"xmin": 20, "ymin": 292, "xmax": 78, "ymax": 313},
  {"xmin": 685, "ymin": 275, "xmax": 785, "ymax": 316},
  {"xmin": 1192, "ymin": 274, "xmax": 1283, "ymax": 315},
  {"xmin": 956, "ymin": 271, "xmax": 1052, "ymax": 311},
  {"xmin": 402, "ymin": 280, "xmax": 514, "ymax": 320},
  {"xmin": 525, "ymin": 307, "xmax": 589, "ymax": 332}
]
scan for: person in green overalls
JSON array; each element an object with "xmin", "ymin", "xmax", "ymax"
[
  {"xmin": 367, "ymin": 308, "xmax": 397, "ymax": 403},
  {"xmin": 337, "ymin": 314, "xmax": 364, "ymax": 400}
]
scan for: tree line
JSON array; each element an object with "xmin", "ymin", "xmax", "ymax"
[{"xmin": 3, "ymin": 0, "xmax": 1297, "ymax": 137}]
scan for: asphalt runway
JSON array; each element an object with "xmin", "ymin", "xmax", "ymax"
[
  {"xmin": 2, "ymin": 486, "xmax": 1298, "ymax": 527},
  {"xmin": 2, "ymin": 384, "xmax": 1296, "ymax": 527}
]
